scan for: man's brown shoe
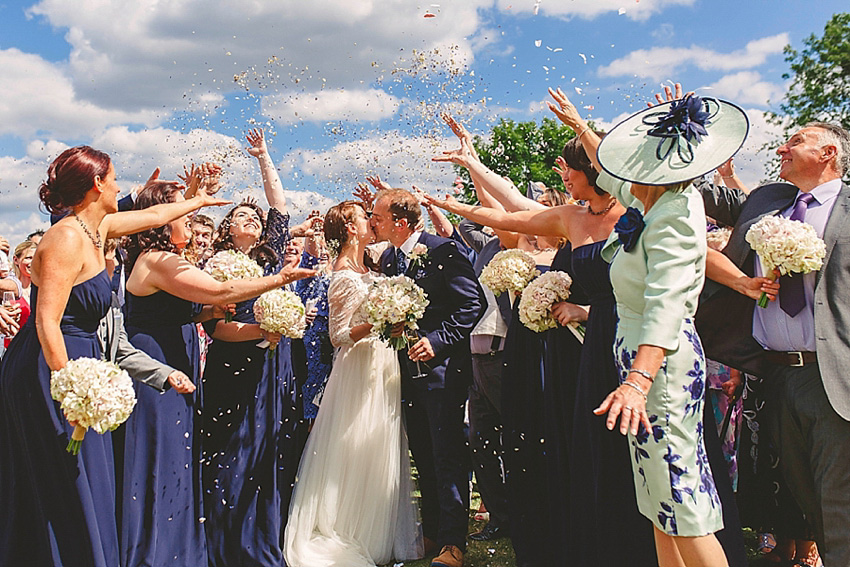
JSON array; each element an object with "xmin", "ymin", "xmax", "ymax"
[{"xmin": 431, "ymin": 545, "xmax": 463, "ymax": 567}]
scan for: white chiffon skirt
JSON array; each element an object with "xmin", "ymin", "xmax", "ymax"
[{"xmin": 284, "ymin": 337, "xmax": 423, "ymax": 567}]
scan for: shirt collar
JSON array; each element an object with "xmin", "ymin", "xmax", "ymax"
[
  {"xmin": 398, "ymin": 231, "xmax": 422, "ymax": 255},
  {"xmin": 800, "ymin": 178, "xmax": 842, "ymax": 206}
]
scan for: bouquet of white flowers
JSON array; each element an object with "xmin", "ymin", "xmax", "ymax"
[
  {"xmin": 518, "ymin": 271, "xmax": 584, "ymax": 342},
  {"xmin": 204, "ymin": 250, "xmax": 263, "ymax": 321},
  {"xmin": 479, "ymin": 249, "xmax": 540, "ymax": 296},
  {"xmin": 706, "ymin": 226, "xmax": 732, "ymax": 251},
  {"xmin": 50, "ymin": 357, "xmax": 137, "ymax": 455},
  {"xmin": 253, "ymin": 289, "xmax": 306, "ymax": 351},
  {"xmin": 745, "ymin": 216, "xmax": 826, "ymax": 308},
  {"xmin": 364, "ymin": 275, "xmax": 430, "ymax": 350}
]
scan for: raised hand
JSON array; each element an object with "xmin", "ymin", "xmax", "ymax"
[
  {"xmin": 422, "ymin": 192, "xmax": 461, "ymax": 213},
  {"xmin": 365, "ymin": 175, "xmax": 392, "ymax": 192},
  {"xmin": 178, "ymin": 163, "xmax": 202, "ymax": 195},
  {"xmin": 432, "ymin": 136, "xmax": 476, "ymax": 168},
  {"xmin": 198, "ymin": 162, "xmax": 223, "ymax": 195},
  {"xmin": 353, "ymin": 182, "xmax": 375, "ymax": 208},
  {"xmin": 440, "ymin": 112, "xmax": 480, "ymax": 160},
  {"xmin": 552, "ymin": 156, "xmax": 569, "ymax": 182},
  {"xmin": 245, "ymin": 128, "xmax": 269, "ymax": 158},
  {"xmin": 547, "ymin": 87, "xmax": 586, "ymax": 130}
]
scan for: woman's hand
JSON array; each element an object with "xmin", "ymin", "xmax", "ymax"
[
  {"xmin": 390, "ymin": 322, "xmax": 406, "ymax": 338},
  {"xmin": 721, "ymin": 368, "xmax": 743, "ymax": 400},
  {"xmin": 365, "ymin": 175, "xmax": 392, "ymax": 192},
  {"xmin": 547, "ymin": 87, "xmax": 585, "ymax": 130},
  {"xmin": 279, "ymin": 266, "xmax": 317, "ymax": 287},
  {"xmin": 552, "ymin": 156, "xmax": 570, "ymax": 183},
  {"xmin": 259, "ymin": 328, "xmax": 282, "ymax": 349},
  {"xmin": 167, "ymin": 371, "xmax": 196, "ymax": 394},
  {"xmin": 734, "ymin": 272, "xmax": 780, "ymax": 302},
  {"xmin": 305, "ymin": 305, "xmax": 318, "ymax": 326},
  {"xmin": 178, "ymin": 163, "xmax": 202, "ymax": 196},
  {"xmin": 432, "ymin": 136, "xmax": 477, "ymax": 169},
  {"xmin": 0, "ymin": 304, "xmax": 20, "ymax": 336},
  {"xmin": 422, "ymin": 193, "xmax": 460, "ymax": 212},
  {"xmin": 212, "ymin": 303, "xmax": 236, "ymax": 320},
  {"xmin": 193, "ymin": 187, "xmax": 232, "ymax": 209},
  {"xmin": 246, "ymin": 128, "xmax": 269, "ymax": 158},
  {"xmin": 594, "ymin": 383, "xmax": 653, "ymax": 436},
  {"xmin": 551, "ymin": 302, "xmax": 588, "ymax": 327}
]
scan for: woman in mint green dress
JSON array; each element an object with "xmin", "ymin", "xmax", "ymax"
[{"xmin": 549, "ymin": 85, "xmax": 749, "ymax": 567}]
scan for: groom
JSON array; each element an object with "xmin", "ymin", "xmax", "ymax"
[{"xmin": 371, "ymin": 189, "xmax": 484, "ymax": 567}]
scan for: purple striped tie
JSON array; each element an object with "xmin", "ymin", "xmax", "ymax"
[{"xmin": 779, "ymin": 192, "xmax": 815, "ymax": 317}]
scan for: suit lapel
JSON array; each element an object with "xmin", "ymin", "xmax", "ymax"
[
  {"xmin": 816, "ymin": 182, "xmax": 850, "ymax": 287},
  {"xmin": 405, "ymin": 232, "xmax": 430, "ymax": 278}
]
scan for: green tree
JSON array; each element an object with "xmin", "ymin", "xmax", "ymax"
[
  {"xmin": 765, "ymin": 13, "xmax": 850, "ymax": 174},
  {"xmin": 453, "ymin": 117, "xmax": 577, "ymax": 205}
]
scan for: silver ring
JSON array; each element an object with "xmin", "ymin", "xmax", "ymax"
[{"xmin": 623, "ymin": 406, "xmax": 633, "ymax": 412}]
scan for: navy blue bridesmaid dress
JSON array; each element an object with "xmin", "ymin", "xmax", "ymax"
[
  {"xmin": 0, "ymin": 271, "xmax": 119, "ymax": 567},
  {"xmin": 122, "ymin": 289, "xmax": 205, "ymax": 567},
  {"xmin": 540, "ymin": 244, "xmax": 584, "ymax": 563},
  {"xmin": 201, "ymin": 208, "xmax": 307, "ymax": 567},
  {"xmin": 567, "ymin": 240, "xmax": 656, "ymax": 566}
]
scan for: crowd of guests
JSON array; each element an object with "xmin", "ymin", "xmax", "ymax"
[{"xmin": 0, "ymin": 82, "xmax": 848, "ymax": 567}]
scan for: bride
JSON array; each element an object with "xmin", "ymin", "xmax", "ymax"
[{"xmin": 284, "ymin": 201, "xmax": 423, "ymax": 567}]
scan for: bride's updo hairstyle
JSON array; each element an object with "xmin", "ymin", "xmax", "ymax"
[
  {"xmin": 324, "ymin": 200, "xmax": 366, "ymax": 256},
  {"xmin": 38, "ymin": 146, "xmax": 112, "ymax": 214},
  {"xmin": 122, "ymin": 180, "xmax": 183, "ymax": 269}
]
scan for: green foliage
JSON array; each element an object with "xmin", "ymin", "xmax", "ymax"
[
  {"xmin": 764, "ymin": 13, "xmax": 850, "ymax": 177},
  {"xmin": 452, "ymin": 117, "xmax": 577, "ymax": 207}
]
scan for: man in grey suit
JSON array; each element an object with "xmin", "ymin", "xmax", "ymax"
[{"xmin": 696, "ymin": 122, "xmax": 850, "ymax": 566}]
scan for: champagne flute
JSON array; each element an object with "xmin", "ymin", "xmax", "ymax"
[{"xmin": 405, "ymin": 328, "xmax": 431, "ymax": 380}]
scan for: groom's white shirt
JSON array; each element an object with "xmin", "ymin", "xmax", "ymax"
[{"xmin": 397, "ymin": 231, "xmax": 423, "ymax": 257}]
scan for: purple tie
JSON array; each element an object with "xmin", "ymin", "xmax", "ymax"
[{"xmin": 779, "ymin": 192, "xmax": 815, "ymax": 317}]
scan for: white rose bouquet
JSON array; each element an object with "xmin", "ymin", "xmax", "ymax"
[
  {"xmin": 518, "ymin": 271, "xmax": 584, "ymax": 342},
  {"xmin": 253, "ymin": 289, "xmax": 306, "ymax": 351},
  {"xmin": 50, "ymin": 357, "xmax": 137, "ymax": 455},
  {"xmin": 745, "ymin": 216, "xmax": 826, "ymax": 308},
  {"xmin": 204, "ymin": 250, "xmax": 263, "ymax": 321},
  {"xmin": 364, "ymin": 275, "xmax": 430, "ymax": 350},
  {"xmin": 479, "ymin": 249, "xmax": 540, "ymax": 296}
]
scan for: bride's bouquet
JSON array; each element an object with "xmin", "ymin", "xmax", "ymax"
[
  {"xmin": 364, "ymin": 275, "xmax": 430, "ymax": 350},
  {"xmin": 253, "ymin": 289, "xmax": 306, "ymax": 351},
  {"xmin": 745, "ymin": 216, "xmax": 826, "ymax": 308},
  {"xmin": 50, "ymin": 357, "xmax": 137, "ymax": 455},
  {"xmin": 479, "ymin": 249, "xmax": 540, "ymax": 296},
  {"xmin": 204, "ymin": 249, "xmax": 263, "ymax": 321},
  {"xmin": 519, "ymin": 271, "xmax": 585, "ymax": 342}
]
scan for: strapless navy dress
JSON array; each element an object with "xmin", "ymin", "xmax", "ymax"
[{"xmin": 0, "ymin": 271, "xmax": 118, "ymax": 567}]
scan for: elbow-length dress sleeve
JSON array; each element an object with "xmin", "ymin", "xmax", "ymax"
[{"xmin": 327, "ymin": 271, "xmax": 368, "ymax": 348}]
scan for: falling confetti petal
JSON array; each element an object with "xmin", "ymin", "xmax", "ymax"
[
  {"xmin": 578, "ymin": 53, "xmax": 587, "ymax": 64},
  {"xmin": 534, "ymin": 40, "xmax": 542, "ymax": 47}
]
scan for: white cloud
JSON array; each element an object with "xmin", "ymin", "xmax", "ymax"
[
  {"xmin": 0, "ymin": 48, "xmax": 161, "ymax": 139},
  {"xmin": 498, "ymin": 0, "xmax": 695, "ymax": 21},
  {"xmin": 261, "ymin": 89, "xmax": 401, "ymax": 124},
  {"xmin": 697, "ymin": 71, "xmax": 785, "ymax": 108},
  {"xmin": 597, "ymin": 33, "xmax": 789, "ymax": 81}
]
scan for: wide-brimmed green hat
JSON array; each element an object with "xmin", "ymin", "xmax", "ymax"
[{"xmin": 596, "ymin": 95, "xmax": 749, "ymax": 186}]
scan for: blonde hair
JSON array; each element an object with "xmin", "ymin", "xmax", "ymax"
[{"xmin": 12, "ymin": 240, "xmax": 37, "ymax": 279}]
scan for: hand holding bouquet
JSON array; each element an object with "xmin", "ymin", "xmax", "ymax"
[
  {"xmin": 50, "ymin": 357, "xmax": 137, "ymax": 455},
  {"xmin": 745, "ymin": 216, "xmax": 826, "ymax": 308},
  {"xmin": 519, "ymin": 271, "xmax": 584, "ymax": 342},
  {"xmin": 479, "ymin": 249, "xmax": 540, "ymax": 296},
  {"xmin": 253, "ymin": 289, "xmax": 306, "ymax": 351},
  {"xmin": 364, "ymin": 275, "xmax": 429, "ymax": 350},
  {"xmin": 204, "ymin": 250, "xmax": 263, "ymax": 321}
]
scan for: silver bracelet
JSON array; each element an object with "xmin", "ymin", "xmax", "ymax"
[
  {"xmin": 628, "ymin": 368, "xmax": 655, "ymax": 382},
  {"xmin": 622, "ymin": 380, "xmax": 648, "ymax": 401}
]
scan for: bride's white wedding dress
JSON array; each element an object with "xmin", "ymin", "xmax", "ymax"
[{"xmin": 284, "ymin": 269, "xmax": 423, "ymax": 567}]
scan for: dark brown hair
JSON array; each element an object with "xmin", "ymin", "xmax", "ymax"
[
  {"xmin": 324, "ymin": 200, "xmax": 366, "ymax": 254},
  {"xmin": 122, "ymin": 180, "xmax": 183, "ymax": 269},
  {"xmin": 38, "ymin": 146, "xmax": 112, "ymax": 214},
  {"xmin": 562, "ymin": 134, "xmax": 605, "ymax": 196},
  {"xmin": 212, "ymin": 201, "xmax": 277, "ymax": 268}
]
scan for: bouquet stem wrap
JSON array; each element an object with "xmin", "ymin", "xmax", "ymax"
[{"xmin": 67, "ymin": 424, "xmax": 86, "ymax": 455}]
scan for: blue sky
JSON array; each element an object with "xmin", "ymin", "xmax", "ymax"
[{"xmin": 0, "ymin": 0, "xmax": 845, "ymax": 245}]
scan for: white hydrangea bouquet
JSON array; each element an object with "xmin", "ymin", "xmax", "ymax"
[
  {"xmin": 204, "ymin": 249, "xmax": 263, "ymax": 321},
  {"xmin": 519, "ymin": 271, "xmax": 585, "ymax": 343},
  {"xmin": 364, "ymin": 275, "xmax": 430, "ymax": 350},
  {"xmin": 745, "ymin": 216, "xmax": 826, "ymax": 308},
  {"xmin": 479, "ymin": 249, "xmax": 540, "ymax": 296},
  {"xmin": 706, "ymin": 226, "xmax": 732, "ymax": 251},
  {"xmin": 253, "ymin": 289, "xmax": 306, "ymax": 351},
  {"xmin": 50, "ymin": 357, "xmax": 137, "ymax": 455}
]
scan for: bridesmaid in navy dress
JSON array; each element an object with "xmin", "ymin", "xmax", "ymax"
[
  {"xmin": 0, "ymin": 147, "xmax": 225, "ymax": 567},
  {"xmin": 201, "ymin": 128, "xmax": 312, "ymax": 567},
  {"xmin": 121, "ymin": 179, "xmax": 313, "ymax": 567}
]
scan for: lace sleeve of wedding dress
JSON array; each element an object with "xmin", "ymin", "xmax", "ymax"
[{"xmin": 328, "ymin": 271, "xmax": 366, "ymax": 348}]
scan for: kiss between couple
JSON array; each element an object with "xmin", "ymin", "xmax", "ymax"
[{"xmin": 284, "ymin": 189, "xmax": 485, "ymax": 567}]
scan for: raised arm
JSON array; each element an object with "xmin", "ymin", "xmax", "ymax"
[
  {"xmin": 102, "ymin": 189, "xmax": 230, "ymax": 239},
  {"xmin": 547, "ymin": 87, "xmax": 602, "ymax": 173},
  {"xmin": 424, "ymin": 193, "xmax": 573, "ymax": 239},
  {"xmin": 246, "ymin": 128, "xmax": 287, "ymax": 211}
]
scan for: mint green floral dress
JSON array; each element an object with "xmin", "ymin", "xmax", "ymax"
[{"xmin": 600, "ymin": 171, "xmax": 723, "ymax": 537}]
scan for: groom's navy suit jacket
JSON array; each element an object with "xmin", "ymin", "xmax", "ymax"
[{"xmin": 380, "ymin": 231, "xmax": 485, "ymax": 390}]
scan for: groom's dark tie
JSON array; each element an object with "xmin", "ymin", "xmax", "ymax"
[
  {"xmin": 779, "ymin": 192, "xmax": 815, "ymax": 317},
  {"xmin": 396, "ymin": 248, "xmax": 408, "ymax": 275}
]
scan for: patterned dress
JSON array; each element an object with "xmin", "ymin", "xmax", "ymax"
[{"xmin": 600, "ymin": 171, "xmax": 722, "ymax": 537}]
